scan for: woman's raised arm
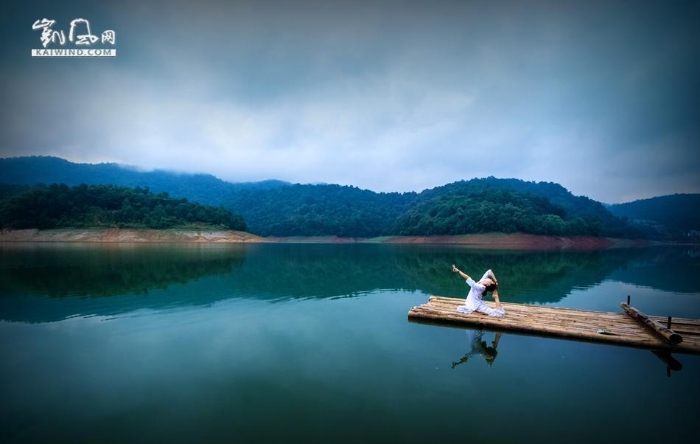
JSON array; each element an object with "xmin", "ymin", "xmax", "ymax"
[
  {"xmin": 452, "ymin": 265, "xmax": 470, "ymax": 280},
  {"xmin": 488, "ymin": 269, "xmax": 498, "ymax": 284}
]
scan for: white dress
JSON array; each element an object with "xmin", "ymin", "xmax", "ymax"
[{"xmin": 456, "ymin": 269, "xmax": 506, "ymax": 317}]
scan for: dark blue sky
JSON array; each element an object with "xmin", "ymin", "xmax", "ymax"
[{"xmin": 1, "ymin": 0, "xmax": 698, "ymax": 203}]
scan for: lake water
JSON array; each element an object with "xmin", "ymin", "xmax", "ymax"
[{"xmin": 1, "ymin": 243, "xmax": 699, "ymax": 443}]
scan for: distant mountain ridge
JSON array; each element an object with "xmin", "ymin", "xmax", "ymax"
[
  {"xmin": 608, "ymin": 194, "xmax": 700, "ymax": 239},
  {"xmin": 0, "ymin": 156, "xmax": 289, "ymax": 207},
  {"xmin": 1, "ymin": 156, "xmax": 694, "ymax": 239}
]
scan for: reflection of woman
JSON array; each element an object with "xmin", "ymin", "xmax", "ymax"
[
  {"xmin": 452, "ymin": 265, "xmax": 505, "ymax": 317},
  {"xmin": 452, "ymin": 330, "xmax": 502, "ymax": 368}
]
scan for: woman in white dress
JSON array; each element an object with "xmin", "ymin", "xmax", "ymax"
[{"xmin": 452, "ymin": 265, "xmax": 505, "ymax": 318}]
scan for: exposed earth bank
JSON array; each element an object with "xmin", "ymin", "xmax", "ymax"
[
  {"xmin": 0, "ymin": 229, "xmax": 671, "ymax": 249},
  {"xmin": 374, "ymin": 234, "xmax": 657, "ymax": 249},
  {"xmin": 0, "ymin": 228, "xmax": 266, "ymax": 243}
]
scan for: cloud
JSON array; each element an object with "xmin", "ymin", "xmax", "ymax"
[{"xmin": 1, "ymin": 0, "xmax": 699, "ymax": 203}]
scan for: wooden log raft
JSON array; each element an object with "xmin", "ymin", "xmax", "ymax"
[
  {"xmin": 408, "ymin": 296, "xmax": 700, "ymax": 354},
  {"xmin": 620, "ymin": 303, "xmax": 683, "ymax": 345}
]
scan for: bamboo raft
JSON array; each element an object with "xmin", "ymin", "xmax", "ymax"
[{"xmin": 408, "ymin": 296, "xmax": 700, "ymax": 355}]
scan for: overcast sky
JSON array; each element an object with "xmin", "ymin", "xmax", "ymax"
[{"xmin": 1, "ymin": 0, "xmax": 698, "ymax": 203}]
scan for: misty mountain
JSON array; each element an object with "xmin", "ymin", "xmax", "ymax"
[
  {"xmin": 0, "ymin": 156, "xmax": 677, "ymax": 239},
  {"xmin": 608, "ymin": 194, "xmax": 700, "ymax": 239},
  {"xmin": 0, "ymin": 156, "xmax": 290, "ymax": 208}
]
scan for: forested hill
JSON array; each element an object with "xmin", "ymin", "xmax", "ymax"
[
  {"xmin": 390, "ymin": 178, "xmax": 636, "ymax": 238},
  {"xmin": 224, "ymin": 178, "xmax": 640, "ymax": 238},
  {"xmin": 0, "ymin": 183, "xmax": 246, "ymax": 231},
  {"xmin": 0, "ymin": 156, "xmax": 289, "ymax": 207},
  {"xmin": 608, "ymin": 194, "xmax": 700, "ymax": 239},
  {"xmin": 0, "ymin": 156, "xmax": 647, "ymax": 238},
  {"xmin": 223, "ymin": 184, "xmax": 414, "ymax": 237}
]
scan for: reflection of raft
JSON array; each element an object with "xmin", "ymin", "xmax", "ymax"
[{"xmin": 408, "ymin": 296, "xmax": 700, "ymax": 355}]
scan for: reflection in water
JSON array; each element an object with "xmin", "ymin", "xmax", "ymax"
[
  {"xmin": 400, "ymin": 246, "xmax": 700, "ymax": 302},
  {"xmin": 0, "ymin": 243, "xmax": 248, "ymax": 323},
  {"xmin": 1, "ymin": 244, "xmax": 699, "ymax": 444},
  {"xmin": 608, "ymin": 247, "xmax": 700, "ymax": 294},
  {"xmin": 652, "ymin": 350, "xmax": 684, "ymax": 375},
  {"xmin": 0, "ymin": 242, "xmax": 246, "ymax": 298},
  {"xmin": 0, "ymin": 243, "xmax": 698, "ymax": 324},
  {"xmin": 399, "ymin": 247, "xmax": 643, "ymax": 304},
  {"xmin": 451, "ymin": 330, "xmax": 502, "ymax": 368}
]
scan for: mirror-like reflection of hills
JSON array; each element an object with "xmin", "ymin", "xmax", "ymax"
[
  {"xmin": 607, "ymin": 247, "xmax": 700, "ymax": 294},
  {"xmin": 0, "ymin": 243, "xmax": 245, "ymax": 297},
  {"xmin": 1, "ymin": 243, "xmax": 697, "ymax": 323},
  {"xmin": 0, "ymin": 243, "xmax": 248, "ymax": 323}
]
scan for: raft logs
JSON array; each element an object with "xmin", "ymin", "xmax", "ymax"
[{"xmin": 620, "ymin": 303, "xmax": 683, "ymax": 345}]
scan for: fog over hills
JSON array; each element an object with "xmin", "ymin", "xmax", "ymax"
[{"xmin": 1, "ymin": 156, "xmax": 696, "ymax": 239}]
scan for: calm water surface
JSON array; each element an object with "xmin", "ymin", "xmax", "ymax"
[{"xmin": 1, "ymin": 243, "xmax": 699, "ymax": 443}]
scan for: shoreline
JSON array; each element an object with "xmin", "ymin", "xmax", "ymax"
[
  {"xmin": 0, "ymin": 228, "xmax": 267, "ymax": 243},
  {"xmin": 0, "ymin": 228, "xmax": 682, "ymax": 249}
]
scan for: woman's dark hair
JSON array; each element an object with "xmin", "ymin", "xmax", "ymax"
[
  {"xmin": 483, "ymin": 281, "xmax": 498, "ymax": 293},
  {"xmin": 483, "ymin": 345, "xmax": 498, "ymax": 366}
]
